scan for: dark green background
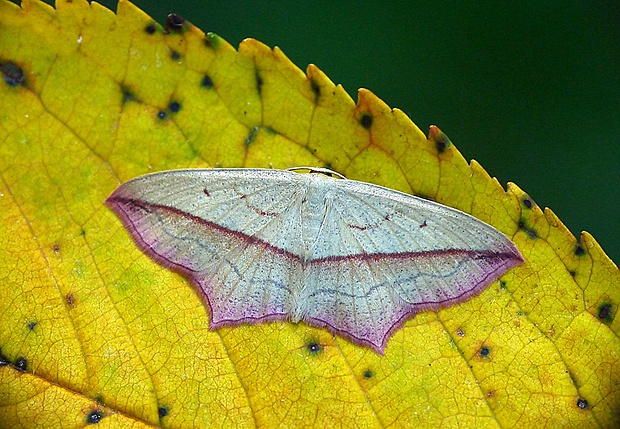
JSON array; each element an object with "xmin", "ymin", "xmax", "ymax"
[{"xmin": 43, "ymin": 1, "xmax": 620, "ymax": 263}]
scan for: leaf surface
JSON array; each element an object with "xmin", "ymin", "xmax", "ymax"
[{"xmin": 0, "ymin": 1, "xmax": 618, "ymax": 428}]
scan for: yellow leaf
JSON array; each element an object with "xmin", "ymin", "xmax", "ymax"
[{"xmin": 0, "ymin": 1, "xmax": 618, "ymax": 428}]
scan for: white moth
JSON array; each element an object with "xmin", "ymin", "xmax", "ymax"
[{"xmin": 106, "ymin": 168, "xmax": 523, "ymax": 354}]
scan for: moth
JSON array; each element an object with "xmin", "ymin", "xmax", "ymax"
[{"xmin": 106, "ymin": 168, "xmax": 523, "ymax": 354}]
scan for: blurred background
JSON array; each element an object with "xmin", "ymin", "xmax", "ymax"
[{"xmin": 41, "ymin": 0, "xmax": 620, "ymax": 263}]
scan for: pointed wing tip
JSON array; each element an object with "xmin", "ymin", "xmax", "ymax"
[
  {"xmin": 496, "ymin": 239, "xmax": 525, "ymax": 272},
  {"xmin": 517, "ymin": 251, "xmax": 525, "ymax": 264},
  {"xmin": 104, "ymin": 192, "xmax": 131, "ymax": 222},
  {"xmin": 345, "ymin": 334, "xmax": 387, "ymax": 355},
  {"xmin": 510, "ymin": 241, "xmax": 525, "ymax": 262},
  {"xmin": 104, "ymin": 184, "xmax": 126, "ymax": 209},
  {"xmin": 105, "ymin": 184, "xmax": 144, "ymax": 218},
  {"xmin": 507, "ymin": 245, "xmax": 526, "ymax": 270},
  {"xmin": 505, "ymin": 251, "xmax": 525, "ymax": 268},
  {"xmin": 104, "ymin": 194, "xmax": 117, "ymax": 209},
  {"xmin": 372, "ymin": 343, "xmax": 387, "ymax": 356}
]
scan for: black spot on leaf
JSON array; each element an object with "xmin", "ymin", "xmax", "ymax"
[
  {"xmin": 157, "ymin": 110, "xmax": 167, "ymax": 120},
  {"xmin": 518, "ymin": 220, "xmax": 538, "ymax": 239},
  {"xmin": 168, "ymin": 101, "xmax": 181, "ymax": 113},
  {"xmin": 121, "ymin": 85, "xmax": 136, "ymax": 103},
  {"xmin": 433, "ymin": 132, "xmax": 451, "ymax": 153},
  {"xmin": 86, "ymin": 410, "xmax": 104, "ymax": 424},
  {"xmin": 27, "ymin": 321, "xmax": 37, "ymax": 331},
  {"xmin": 53, "ymin": 244, "xmax": 60, "ymax": 253},
  {"xmin": 158, "ymin": 406, "xmax": 169, "ymax": 418},
  {"xmin": 597, "ymin": 302, "xmax": 614, "ymax": 323},
  {"xmin": 479, "ymin": 346, "xmax": 490, "ymax": 358},
  {"xmin": 245, "ymin": 126, "xmax": 259, "ymax": 147},
  {"xmin": 165, "ymin": 14, "xmax": 186, "ymax": 33},
  {"xmin": 144, "ymin": 23, "xmax": 157, "ymax": 35},
  {"xmin": 310, "ymin": 79, "xmax": 321, "ymax": 102},
  {"xmin": 1, "ymin": 62, "xmax": 25, "ymax": 87},
  {"xmin": 456, "ymin": 328, "xmax": 465, "ymax": 337},
  {"xmin": 306, "ymin": 342, "xmax": 322, "ymax": 354},
  {"xmin": 0, "ymin": 350, "xmax": 8, "ymax": 366},
  {"xmin": 201, "ymin": 74, "xmax": 214, "ymax": 88},
  {"xmin": 522, "ymin": 196, "xmax": 533, "ymax": 209},
  {"xmin": 15, "ymin": 356, "xmax": 27, "ymax": 371},
  {"xmin": 359, "ymin": 113, "xmax": 373, "ymax": 130},
  {"xmin": 363, "ymin": 369, "xmax": 373, "ymax": 379},
  {"xmin": 576, "ymin": 398, "xmax": 588, "ymax": 409},
  {"xmin": 574, "ymin": 244, "xmax": 586, "ymax": 256},
  {"xmin": 170, "ymin": 50, "xmax": 181, "ymax": 61},
  {"xmin": 255, "ymin": 72, "xmax": 263, "ymax": 94}
]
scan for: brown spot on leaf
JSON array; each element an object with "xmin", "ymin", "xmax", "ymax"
[{"xmin": 65, "ymin": 293, "xmax": 76, "ymax": 308}]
